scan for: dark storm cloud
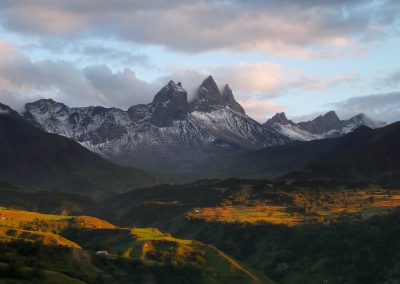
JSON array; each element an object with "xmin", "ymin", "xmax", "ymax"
[{"xmin": 0, "ymin": 0, "xmax": 398, "ymax": 57}]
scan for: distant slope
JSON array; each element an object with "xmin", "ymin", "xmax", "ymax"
[
  {"xmin": 213, "ymin": 122, "xmax": 400, "ymax": 185},
  {"xmin": 0, "ymin": 181, "xmax": 97, "ymax": 215},
  {"xmin": 287, "ymin": 122, "xmax": 400, "ymax": 185},
  {"xmin": 0, "ymin": 103, "xmax": 157, "ymax": 198}
]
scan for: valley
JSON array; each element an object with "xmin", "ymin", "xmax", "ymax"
[{"xmin": 1, "ymin": 74, "xmax": 399, "ymax": 284}]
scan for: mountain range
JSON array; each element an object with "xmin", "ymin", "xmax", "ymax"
[
  {"xmin": 265, "ymin": 111, "xmax": 386, "ymax": 141},
  {"xmin": 20, "ymin": 76, "xmax": 385, "ymax": 177},
  {"xmin": 205, "ymin": 122, "xmax": 400, "ymax": 185},
  {"xmin": 0, "ymin": 103, "xmax": 156, "ymax": 198}
]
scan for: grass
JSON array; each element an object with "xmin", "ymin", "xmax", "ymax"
[
  {"xmin": 132, "ymin": 227, "xmax": 192, "ymax": 244},
  {"xmin": 187, "ymin": 189, "xmax": 400, "ymax": 226},
  {"xmin": 188, "ymin": 205, "xmax": 302, "ymax": 226},
  {"xmin": 202, "ymin": 244, "xmax": 274, "ymax": 284},
  {"xmin": 0, "ymin": 207, "xmax": 274, "ymax": 283},
  {"xmin": 0, "ymin": 228, "xmax": 81, "ymax": 248}
]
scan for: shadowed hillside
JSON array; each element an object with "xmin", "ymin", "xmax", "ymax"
[{"xmin": 0, "ymin": 103, "xmax": 157, "ymax": 199}]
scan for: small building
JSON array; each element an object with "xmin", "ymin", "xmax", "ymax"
[{"xmin": 96, "ymin": 250, "xmax": 109, "ymax": 256}]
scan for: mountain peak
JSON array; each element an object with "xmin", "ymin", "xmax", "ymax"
[
  {"xmin": 264, "ymin": 112, "xmax": 294, "ymax": 127},
  {"xmin": 298, "ymin": 110, "xmax": 342, "ymax": 134},
  {"xmin": 198, "ymin": 75, "xmax": 220, "ymax": 99},
  {"xmin": 150, "ymin": 80, "xmax": 188, "ymax": 127},
  {"xmin": 153, "ymin": 80, "xmax": 186, "ymax": 104},
  {"xmin": 343, "ymin": 113, "xmax": 387, "ymax": 130},
  {"xmin": 190, "ymin": 76, "xmax": 223, "ymax": 112},
  {"xmin": 321, "ymin": 110, "xmax": 340, "ymax": 121},
  {"xmin": 221, "ymin": 84, "xmax": 245, "ymax": 114}
]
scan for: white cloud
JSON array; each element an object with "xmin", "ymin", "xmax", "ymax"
[
  {"xmin": 238, "ymin": 99, "xmax": 285, "ymax": 122},
  {"xmin": 0, "ymin": 1, "xmax": 398, "ymax": 58},
  {"xmin": 333, "ymin": 92, "xmax": 400, "ymax": 123},
  {"xmin": 0, "ymin": 47, "xmax": 157, "ymax": 111}
]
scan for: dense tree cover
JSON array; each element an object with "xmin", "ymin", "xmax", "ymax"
[{"xmin": 172, "ymin": 209, "xmax": 400, "ymax": 284}]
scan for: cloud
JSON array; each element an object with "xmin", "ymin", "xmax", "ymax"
[
  {"xmin": 78, "ymin": 45, "xmax": 154, "ymax": 69},
  {"xmin": 379, "ymin": 70, "xmax": 400, "ymax": 87},
  {"xmin": 238, "ymin": 99, "xmax": 285, "ymax": 122},
  {"xmin": 0, "ymin": 41, "xmax": 14, "ymax": 53},
  {"xmin": 287, "ymin": 73, "xmax": 359, "ymax": 91},
  {"xmin": 0, "ymin": 0, "xmax": 398, "ymax": 58},
  {"xmin": 0, "ymin": 48, "xmax": 157, "ymax": 111},
  {"xmin": 333, "ymin": 92, "xmax": 400, "ymax": 123},
  {"xmin": 161, "ymin": 63, "xmax": 358, "ymax": 102},
  {"xmin": 83, "ymin": 65, "xmax": 158, "ymax": 107},
  {"xmin": 0, "ymin": 44, "xmax": 364, "ymax": 122},
  {"xmin": 161, "ymin": 63, "xmax": 284, "ymax": 100}
]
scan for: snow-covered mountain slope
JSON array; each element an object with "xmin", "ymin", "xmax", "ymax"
[
  {"xmin": 264, "ymin": 112, "xmax": 386, "ymax": 141},
  {"xmin": 23, "ymin": 77, "xmax": 288, "ymax": 172}
]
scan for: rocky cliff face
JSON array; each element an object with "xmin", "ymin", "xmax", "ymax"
[
  {"xmin": 264, "ymin": 112, "xmax": 295, "ymax": 127},
  {"xmin": 297, "ymin": 111, "xmax": 342, "ymax": 134}
]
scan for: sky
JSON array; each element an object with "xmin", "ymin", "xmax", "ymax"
[{"xmin": 0, "ymin": 0, "xmax": 399, "ymax": 123}]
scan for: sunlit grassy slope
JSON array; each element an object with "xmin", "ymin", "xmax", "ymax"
[
  {"xmin": 0, "ymin": 207, "xmax": 271, "ymax": 284},
  {"xmin": 186, "ymin": 190, "xmax": 400, "ymax": 225}
]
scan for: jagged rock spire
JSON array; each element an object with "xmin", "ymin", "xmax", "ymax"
[
  {"xmin": 190, "ymin": 76, "xmax": 245, "ymax": 114},
  {"xmin": 150, "ymin": 80, "xmax": 188, "ymax": 127},
  {"xmin": 221, "ymin": 84, "xmax": 245, "ymax": 114}
]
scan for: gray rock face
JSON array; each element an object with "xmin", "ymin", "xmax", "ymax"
[
  {"xmin": 150, "ymin": 80, "xmax": 188, "ymax": 127},
  {"xmin": 264, "ymin": 112, "xmax": 294, "ymax": 127},
  {"xmin": 190, "ymin": 76, "xmax": 223, "ymax": 112},
  {"xmin": 190, "ymin": 76, "xmax": 245, "ymax": 114},
  {"xmin": 221, "ymin": 85, "xmax": 245, "ymax": 114},
  {"xmin": 297, "ymin": 111, "xmax": 342, "ymax": 134}
]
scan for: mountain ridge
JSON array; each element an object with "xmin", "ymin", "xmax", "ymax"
[
  {"xmin": 264, "ymin": 110, "xmax": 386, "ymax": 141},
  {"xmin": 19, "ymin": 76, "xmax": 387, "ymax": 178},
  {"xmin": 22, "ymin": 76, "xmax": 289, "ymax": 175},
  {"xmin": 0, "ymin": 104, "xmax": 157, "ymax": 198}
]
